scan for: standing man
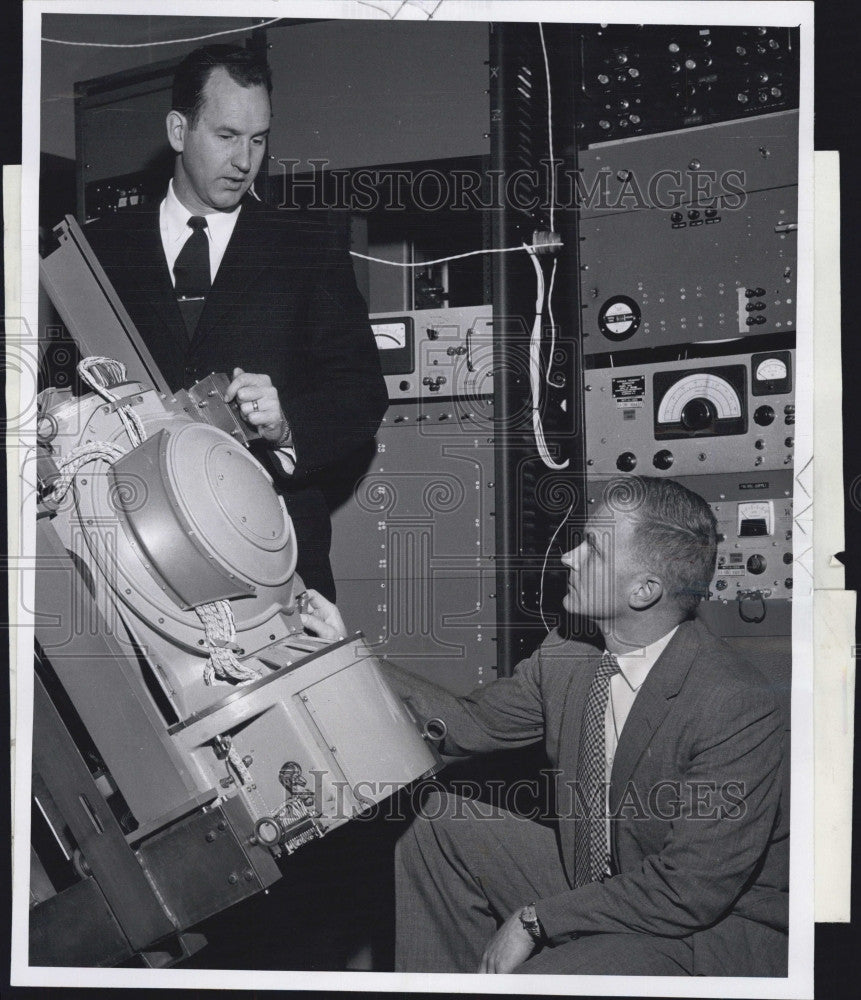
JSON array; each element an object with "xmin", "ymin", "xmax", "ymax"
[
  {"xmin": 85, "ymin": 45, "xmax": 388, "ymax": 600},
  {"xmin": 301, "ymin": 476, "xmax": 789, "ymax": 975}
]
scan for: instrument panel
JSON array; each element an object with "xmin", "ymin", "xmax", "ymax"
[
  {"xmin": 578, "ymin": 111, "xmax": 798, "ymax": 354},
  {"xmin": 370, "ymin": 306, "xmax": 495, "ymax": 402},
  {"xmin": 584, "ymin": 349, "xmax": 794, "ymax": 478}
]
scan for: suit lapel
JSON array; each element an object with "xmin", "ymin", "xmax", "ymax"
[
  {"xmin": 119, "ymin": 207, "xmax": 188, "ymax": 349},
  {"xmin": 559, "ymin": 649, "xmax": 601, "ymax": 783},
  {"xmin": 192, "ymin": 198, "xmax": 271, "ymax": 349},
  {"xmin": 608, "ymin": 620, "xmax": 701, "ymax": 816}
]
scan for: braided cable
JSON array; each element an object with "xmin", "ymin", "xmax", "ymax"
[
  {"xmin": 194, "ymin": 601, "xmax": 259, "ymax": 685},
  {"xmin": 50, "ymin": 441, "xmax": 127, "ymax": 504},
  {"xmin": 78, "ymin": 357, "xmax": 146, "ymax": 447}
]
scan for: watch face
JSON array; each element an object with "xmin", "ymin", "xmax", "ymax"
[{"xmin": 519, "ymin": 905, "xmax": 541, "ymax": 937}]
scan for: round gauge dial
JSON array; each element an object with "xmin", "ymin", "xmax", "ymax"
[
  {"xmin": 656, "ymin": 373, "xmax": 742, "ymax": 425},
  {"xmin": 755, "ymin": 357, "xmax": 788, "ymax": 382}
]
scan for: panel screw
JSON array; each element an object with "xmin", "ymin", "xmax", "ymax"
[{"xmin": 228, "ymin": 873, "xmax": 239, "ymax": 885}]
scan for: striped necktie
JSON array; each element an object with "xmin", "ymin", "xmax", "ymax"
[{"xmin": 575, "ymin": 650, "xmax": 621, "ymax": 887}]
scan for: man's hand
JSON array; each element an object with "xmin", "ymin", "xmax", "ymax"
[
  {"xmin": 225, "ymin": 368, "xmax": 289, "ymax": 444},
  {"xmin": 298, "ymin": 589, "xmax": 347, "ymax": 641},
  {"xmin": 478, "ymin": 908, "xmax": 537, "ymax": 974}
]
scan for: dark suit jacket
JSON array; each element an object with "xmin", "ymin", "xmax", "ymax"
[
  {"xmin": 383, "ymin": 618, "xmax": 789, "ymax": 977},
  {"xmin": 84, "ymin": 196, "xmax": 388, "ymax": 480}
]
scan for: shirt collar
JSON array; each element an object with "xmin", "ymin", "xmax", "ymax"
[
  {"xmin": 162, "ymin": 178, "xmax": 242, "ymax": 244},
  {"xmin": 614, "ymin": 625, "xmax": 680, "ymax": 692}
]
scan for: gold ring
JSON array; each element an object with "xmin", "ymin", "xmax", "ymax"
[{"xmin": 251, "ymin": 400, "xmax": 259, "ymax": 412}]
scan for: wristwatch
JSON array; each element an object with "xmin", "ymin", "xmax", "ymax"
[
  {"xmin": 274, "ymin": 415, "xmax": 293, "ymax": 449},
  {"xmin": 519, "ymin": 903, "xmax": 544, "ymax": 943}
]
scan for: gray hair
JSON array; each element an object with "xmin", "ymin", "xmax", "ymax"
[{"xmin": 605, "ymin": 476, "xmax": 718, "ymax": 617}]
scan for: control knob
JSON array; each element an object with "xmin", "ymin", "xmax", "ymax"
[
  {"xmin": 680, "ymin": 398, "xmax": 715, "ymax": 432},
  {"xmin": 746, "ymin": 554, "xmax": 767, "ymax": 575}
]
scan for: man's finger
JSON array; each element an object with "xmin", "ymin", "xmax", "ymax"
[
  {"xmin": 225, "ymin": 368, "xmax": 246, "ymax": 401},
  {"xmin": 236, "ymin": 385, "xmax": 275, "ymax": 403},
  {"xmin": 240, "ymin": 396, "xmax": 275, "ymax": 413},
  {"xmin": 226, "ymin": 370, "xmax": 273, "ymax": 401}
]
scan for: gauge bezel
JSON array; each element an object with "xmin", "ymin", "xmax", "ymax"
[
  {"xmin": 751, "ymin": 350, "xmax": 792, "ymax": 396},
  {"xmin": 371, "ymin": 316, "xmax": 416, "ymax": 376}
]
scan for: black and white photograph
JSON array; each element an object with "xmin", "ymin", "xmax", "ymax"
[{"xmin": 6, "ymin": 0, "xmax": 823, "ymax": 994}]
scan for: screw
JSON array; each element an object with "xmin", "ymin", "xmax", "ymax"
[{"xmin": 228, "ymin": 873, "xmax": 239, "ymax": 885}]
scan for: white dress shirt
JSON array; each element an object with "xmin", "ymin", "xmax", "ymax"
[
  {"xmin": 159, "ymin": 178, "xmax": 241, "ymax": 286},
  {"xmin": 604, "ymin": 625, "xmax": 680, "ymax": 859},
  {"xmin": 605, "ymin": 625, "xmax": 679, "ymax": 774}
]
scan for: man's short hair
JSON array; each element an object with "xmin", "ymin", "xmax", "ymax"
[
  {"xmin": 172, "ymin": 44, "xmax": 272, "ymax": 126},
  {"xmin": 606, "ymin": 476, "xmax": 718, "ymax": 618}
]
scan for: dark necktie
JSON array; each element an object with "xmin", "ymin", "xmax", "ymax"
[
  {"xmin": 173, "ymin": 216, "xmax": 210, "ymax": 336},
  {"xmin": 575, "ymin": 651, "xmax": 621, "ymax": 887}
]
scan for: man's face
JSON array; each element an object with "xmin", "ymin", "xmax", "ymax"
[
  {"xmin": 169, "ymin": 66, "xmax": 271, "ymax": 214},
  {"xmin": 561, "ymin": 507, "xmax": 645, "ymax": 624}
]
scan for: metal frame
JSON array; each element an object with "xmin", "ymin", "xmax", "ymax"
[{"xmin": 490, "ymin": 22, "xmax": 586, "ymax": 675}]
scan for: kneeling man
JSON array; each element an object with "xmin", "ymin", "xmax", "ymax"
[{"xmin": 301, "ymin": 476, "xmax": 788, "ymax": 976}]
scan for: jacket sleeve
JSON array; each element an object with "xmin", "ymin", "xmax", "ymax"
[
  {"xmin": 280, "ymin": 225, "xmax": 388, "ymax": 477},
  {"xmin": 379, "ymin": 645, "xmax": 547, "ymax": 756},
  {"xmin": 535, "ymin": 684, "xmax": 785, "ymax": 940}
]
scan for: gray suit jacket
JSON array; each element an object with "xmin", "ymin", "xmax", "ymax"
[{"xmin": 383, "ymin": 618, "xmax": 788, "ymax": 976}]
